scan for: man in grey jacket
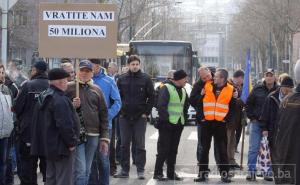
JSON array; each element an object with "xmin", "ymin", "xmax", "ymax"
[{"xmin": 0, "ymin": 64, "xmax": 14, "ymax": 185}]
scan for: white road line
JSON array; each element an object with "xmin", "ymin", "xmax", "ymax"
[
  {"xmin": 146, "ymin": 172, "xmax": 250, "ymax": 185},
  {"xmin": 149, "ymin": 131, "xmax": 159, "ymax": 140},
  {"xmin": 187, "ymin": 131, "xmax": 198, "ymax": 141}
]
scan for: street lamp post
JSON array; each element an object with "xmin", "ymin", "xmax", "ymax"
[
  {"xmin": 1, "ymin": 0, "xmax": 8, "ymax": 67},
  {"xmin": 129, "ymin": 0, "xmax": 133, "ymax": 40}
]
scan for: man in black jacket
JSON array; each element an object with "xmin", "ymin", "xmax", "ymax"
[
  {"xmin": 153, "ymin": 70, "xmax": 189, "ymax": 181},
  {"xmin": 115, "ymin": 55, "xmax": 154, "ymax": 179},
  {"xmin": 31, "ymin": 68, "xmax": 79, "ymax": 185},
  {"xmin": 260, "ymin": 76, "xmax": 294, "ymax": 149},
  {"xmin": 273, "ymin": 61, "xmax": 300, "ymax": 184},
  {"xmin": 14, "ymin": 60, "xmax": 49, "ymax": 185},
  {"xmin": 190, "ymin": 67, "xmax": 214, "ymax": 164},
  {"xmin": 245, "ymin": 68, "xmax": 278, "ymax": 181}
]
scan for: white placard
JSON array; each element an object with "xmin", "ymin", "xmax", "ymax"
[
  {"xmin": 43, "ymin": 11, "xmax": 114, "ymax": 21},
  {"xmin": 48, "ymin": 25, "xmax": 106, "ymax": 38}
]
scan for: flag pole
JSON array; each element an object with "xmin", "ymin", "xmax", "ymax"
[
  {"xmin": 240, "ymin": 112, "xmax": 246, "ymax": 170},
  {"xmin": 240, "ymin": 49, "xmax": 251, "ymax": 170},
  {"xmin": 76, "ymin": 59, "xmax": 79, "ymax": 97}
]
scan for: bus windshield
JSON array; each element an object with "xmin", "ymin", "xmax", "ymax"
[{"xmin": 132, "ymin": 44, "xmax": 192, "ymax": 79}]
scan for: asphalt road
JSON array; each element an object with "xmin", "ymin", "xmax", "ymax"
[{"xmin": 14, "ymin": 123, "xmax": 274, "ymax": 185}]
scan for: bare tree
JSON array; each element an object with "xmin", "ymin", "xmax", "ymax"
[{"xmin": 228, "ymin": 0, "xmax": 300, "ymax": 76}]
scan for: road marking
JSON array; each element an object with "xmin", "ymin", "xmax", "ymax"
[
  {"xmin": 146, "ymin": 172, "xmax": 258, "ymax": 184},
  {"xmin": 146, "ymin": 171, "xmax": 251, "ymax": 185},
  {"xmin": 187, "ymin": 131, "xmax": 198, "ymax": 140},
  {"xmin": 149, "ymin": 131, "xmax": 159, "ymax": 140}
]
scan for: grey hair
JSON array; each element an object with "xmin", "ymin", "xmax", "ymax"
[
  {"xmin": 167, "ymin": 70, "xmax": 176, "ymax": 79},
  {"xmin": 60, "ymin": 62, "xmax": 73, "ymax": 69},
  {"xmin": 109, "ymin": 62, "xmax": 118, "ymax": 68},
  {"xmin": 295, "ymin": 60, "xmax": 300, "ymax": 84}
]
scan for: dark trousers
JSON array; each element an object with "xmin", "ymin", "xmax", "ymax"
[
  {"xmin": 119, "ymin": 116, "xmax": 147, "ymax": 173},
  {"xmin": 5, "ymin": 133, "xmax": 14, "ymax": 185},
  {"xmin": 18, "ymin": 141, "xmax": 46, "ymax": 185},
  {"xmin": 115, "ymin": 118, "xmax": 136, "ymax": 164},
  {"xmin": 154, "ymin": 125, "xmax": 183, "ymax": 177},
  {"xmin": 45, "ymin": 152, "xmax": 75, "ymax": 185},
  {"xmin": 115, "ymin": 118, "xmax": 121, "ymax": 163},
  {"xmin": 0, "ymin": 138, "xmax": 8, "ymax": 185},
  {"xmin": 198, "ymin": 121, "xmax": 229, "ymax": 177},
  {"xmin": 197, "ymin": 122, "xmax": 221, "ymax": 165},
  {"xmin": 110, "ymin": 118, "xmax": 117, "ymax": 174}
]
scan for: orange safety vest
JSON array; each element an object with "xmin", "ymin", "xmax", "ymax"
[{"xmin": 203, "ymin": 81, "xmax": 234, "ymax": 121}]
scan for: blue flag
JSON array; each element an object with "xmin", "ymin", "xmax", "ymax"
[{"xmin": 241, "ymin": 49, "xmax": 252, "ymax": 104}]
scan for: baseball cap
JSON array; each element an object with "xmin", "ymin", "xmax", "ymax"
[
  {"xmin": 79, "ymin": 60, "xmax": 93, "ymax": 71},
  {"xmin": 265, "ymin": 68, "xmax": 275, "ymax": 75}
]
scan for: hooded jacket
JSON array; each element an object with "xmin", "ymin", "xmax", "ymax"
[
  {"xmin": 92, "ymin": 68, "xmax": 121, "ymax": 129},
  {"xmin": 30, "ymin": 85, "xmax": 79, "ymax": 160}
]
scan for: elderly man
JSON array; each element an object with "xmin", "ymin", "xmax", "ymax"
[
  {"xmin": 273, "ymin": 61, "xmax": 300, "ymax": 184},
  {"xmin": 61, "ymin": 62, "xmax": 75, "ymax": 82},
  {"xmin": 260, "ymin": 76, "xmax": 294, "ymax": 149},
  {"xmin": 31, "ymin": 68, "xmax": 79, "ymax": 185},
  {"xmin": 190, "ymin": 67, "xmax": 213, "ymax": 164},
  {"xmin": 66, "ymin": 60, "xmax": 110, "ymax": 185}
]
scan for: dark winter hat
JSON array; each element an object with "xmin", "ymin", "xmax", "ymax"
[
  {"xmin": 33, "ymin": 60, "xmax": 47, "ymax": 72},
  {"xmin": 79, "ymin": 60, "xmax": 93, "ymax": 71},
  {"xmin": 280, "ymin": 76, "xmax": 294, "ymax": 88},
  {"xmin": 173, "ymin": 69, "xmax": 187, "ymax": 81},
  {"xmin": 48, "ymin": 68, "xmax": 70, "ymax": 81}
]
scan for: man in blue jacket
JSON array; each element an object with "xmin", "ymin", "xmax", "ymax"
[{"xmin": 88, "ymin": 59, "xmax": 121, "ymax": 185}]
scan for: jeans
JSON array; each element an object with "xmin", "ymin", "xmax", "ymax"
[
  {"xmin": 247, "ymin": 121, "xmax": 262, "ymax": 172},
  {"xmin": 88, "ymin": 130, "xmax": 112, "ymax": 185},
  {"xmin": 74, "ymin": 136, "xmax": 99, "ymax": 185},
  {"xmin": 0, "ymin": 138, "xmax": 8, "ymax": 185}
]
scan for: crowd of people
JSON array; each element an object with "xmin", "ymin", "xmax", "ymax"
[{"xmin": 0, "ymin": 55, "xmax": 300, "ymax": 185}]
